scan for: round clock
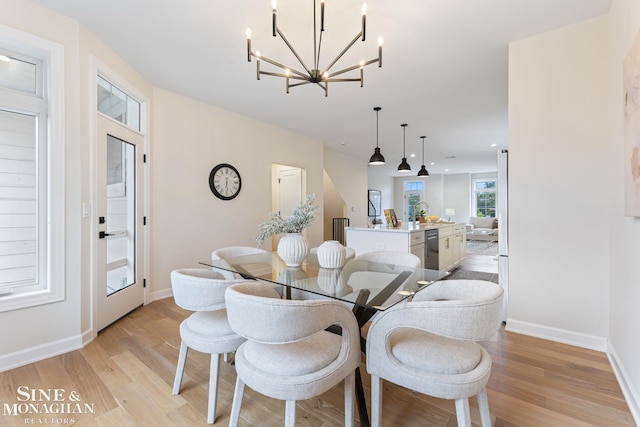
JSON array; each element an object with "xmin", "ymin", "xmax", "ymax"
[{"xmin": 209, "ymin": 163, "xmax": 242, "ymax": 200}]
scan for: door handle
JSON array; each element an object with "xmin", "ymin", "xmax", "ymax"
[{"xmin": 99, "ymin": 231, "xmax": 114, "ymax": 239}]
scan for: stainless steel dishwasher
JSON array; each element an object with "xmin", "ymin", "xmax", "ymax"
[{"xmin": 425, "ymin": 229, "xmax": 439, "ymax": 270}]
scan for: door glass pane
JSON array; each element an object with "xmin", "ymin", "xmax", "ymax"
[
  {"xmin": 406, "ymin": 192, "xmax": 421, "ymax": 219},
  {"xmin": 106, "ymin": 134, "xmax": 136, "ymax": 296}
]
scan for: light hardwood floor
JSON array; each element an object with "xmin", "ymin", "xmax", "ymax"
[
  {"xmin": 0, "ymin": 298, "xmax": 634, "ymax": 426},
  {"xmin": 460, "ymin": 241, "xmax": 499, "ymax": 274},
  {"xmin": 459, "ymin": 253, "xmax": 498, "ymax": 274}
]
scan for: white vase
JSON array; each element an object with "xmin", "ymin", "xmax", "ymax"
[
  {"xmin": 277, "ymin": 233, "xmax": 310, "ymax": 267},
  {"xmin": 316, "ymin": 240, "xmax": 347, "ymax": 268}
]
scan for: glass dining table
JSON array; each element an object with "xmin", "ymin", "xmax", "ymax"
[{"xmin": 201, "ymin": 252, "xmax": 449, "ymax": 427}]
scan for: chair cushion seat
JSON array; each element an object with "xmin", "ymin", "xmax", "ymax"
[
  {"xmin": 181, "ymin": 310, "xmax": 244, "ymax": 353},
  {"xmin": 243, "ymin": 330, "xmax": 341, "ymax": 376},
  {"xmin": 390, "ymin": 328, "xmax": 482, "ymax": 375}
]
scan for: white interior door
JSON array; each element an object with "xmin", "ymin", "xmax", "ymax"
[
  {"xmin": 278, "ymin": 167, "xmax": 302, "ymax": 218},
  {"xmin": 96, "ymin": 114, "xmax": 144, "ymax": 331}
]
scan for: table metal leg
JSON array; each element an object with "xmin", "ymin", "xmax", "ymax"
[{"xmin": 355, "ymin": 367, "xmax": 370, "ymax": 427}]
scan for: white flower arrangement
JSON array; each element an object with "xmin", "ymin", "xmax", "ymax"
[{"xmin": 256, "ymin": 194, "xmax": 318, "ymax": 246}]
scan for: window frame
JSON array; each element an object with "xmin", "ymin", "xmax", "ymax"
[
  {"xmin": 472, "ymin": 178, "xmax": 497, "ymax": 218},
  {"xmin": 403, "ymin": 181, "xmax": 424, "ymax": 220},
  {"xmin": 0, "ymin": 24, "xmax": 65, "ymax": 312}
]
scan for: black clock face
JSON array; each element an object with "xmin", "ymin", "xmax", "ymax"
[{"xmin": 209, "ymin": 163, "xmax": 241, "ymax": 200}]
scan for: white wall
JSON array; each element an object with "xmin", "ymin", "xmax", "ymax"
[
  {"xmin": 608, "ymin": 0, "xmax": 640, "ymax": 420},
  {"xmin": 150, "ymin": 88, "xmax": 325, "ymax": 296},
  {"xmin": 443, "ymin": 173, "xmax": 471, "ymax": 223},
  {"xmin": 508, "ymin": 17, "xmax": 611, "ymax": 342},
  {"xmin": 323, "ymin": 148, "xmax": 369, "ymax": 228},
  {"xmin": 367, "ymin": 167, "xmax": 394, "ymax": 224},
  {"xmin": 322, "ymin": 171, "xmax": 345, "ymax": 241}
]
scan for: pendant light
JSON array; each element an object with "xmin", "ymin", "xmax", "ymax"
[
  {"xmin": 417, "ymin": 135, "xmax": 430, "ymax": 176},
  {"xmin": 397, "ymin": 123, "xmax": 411, "ymax": 173},
  {"xmin": 369, "ymin": 107, "xmax": 385, "ymax": 165}
]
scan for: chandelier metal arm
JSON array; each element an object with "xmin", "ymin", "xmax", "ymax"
[
  {"xmin": 325, "ymin": 78, "xmax": 361, "ymax": 82},
  {"xmin": 260, "ymin": 71, "xmax": 307, "ymax": 80},
  {"xmin": 277, "ymin": 28, "xmax": 313, "ymax": 76},
  {"xmin": 316, "ymin": 30, "xmax": 324, "ymax": 74},
  {"xmin": 329, "ymin": 57, "xmax": 380, "ymax": 78},
  {"xmin": 320, "ymin": 32, "xmax": 363, "ymax": 76},
  {"xmin": 289, "ymin": 81, "xmax": 313, "ymax": 88},
  {"xmin": 251, "ymin": 51, "xmax": 308, "ymax": 79}
]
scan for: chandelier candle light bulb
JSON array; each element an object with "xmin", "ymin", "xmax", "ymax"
[
  {"xmin": 272, "ymin": 0, "xmax": 277, "ymax": 36},
  {"xmin": 256, "ymin": 51, "xmax": 261, "ymax": 79},
  {"xmin": 362, "ymin": 4, "xmax": 367, "ymax": 41},
  {"xmin": 246, "ymin": 28, "xmax": 252, "ymax": 62},
  {"xmin": 286, "ymin": 68, "xmax": 290, "ymax": 93}
]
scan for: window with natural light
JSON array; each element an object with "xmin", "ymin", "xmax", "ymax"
[
  {"xmin": 0, "ymin": 28, "xmax": 65, "ymax": 312},
  {"xmin": 473, "ymin": 179, "xmax": 496, "ymax": 217},
  {"xmin": 404, "ymin": 181, "xmax": 423, "ymax": 219},
  {"xmin": 97, "ymin": 75, "xmax": 140, "ymax": 131}
]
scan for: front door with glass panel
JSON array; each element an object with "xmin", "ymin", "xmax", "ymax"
[{"xmin": 96, "ymin": 115, "xmax": 144, "ymax": 330}]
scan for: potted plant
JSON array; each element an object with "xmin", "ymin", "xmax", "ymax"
[
  {"xmin": 256, "ymin": 194, "xmax": 318, "ymax": 267},
  {"xmin": 415, "ymin": 209, "xmax": 427, "ymax": 223}
]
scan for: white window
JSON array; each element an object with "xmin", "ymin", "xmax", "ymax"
[
  {"xmin": 97, "ymin": 76, "xmax": 140, "ymax": 132},
  {"xmin": 404, "ymin": 181, "xmax": 423, "ymax": 219},
  {"xmin": 473, "ymin": 178, "xmax": 496, "ymax": 218},
  {"xmin": 0, "ymin": 25, "xmax": 65, "ymax": 312}
]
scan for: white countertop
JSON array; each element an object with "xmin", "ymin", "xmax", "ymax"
[{"xmin": 347, "ymin": 222, "xmax": 461, "ymax": 233}]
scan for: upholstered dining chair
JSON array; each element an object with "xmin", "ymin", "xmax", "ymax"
[
  {"xmin": 211, "ymin": 246, "xmax": 270, "ymax": 280},
  {"xmin": 170, "ymin": 268, "xmax": 249, "ymax": 424},
  {"xmin": 224, "ymin": 282, "xmax": 362, "ymax": 427},
  {"xmin": 366, "ymin": 279, "xmax": 504, "ymax": 427}
]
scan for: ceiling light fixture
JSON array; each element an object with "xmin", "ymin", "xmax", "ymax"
[
  {"xmin": 397, "ymin": 124, "xmax": 411, "ymax": 173},
  {"xmin": 369, "ymin": 107, "xmax": 385, "ymax": 165},
  {"xmin": 246, "ymin": 0, "xmax": 382, "ymax": 96},
  {"xmin": 417, "ymin": 136, "xmax": 429, "ymax": 176}
]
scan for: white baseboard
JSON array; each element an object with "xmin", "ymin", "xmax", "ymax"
[
  {"xmin": 505, "ymin": 319, "xmax": 608, "ymax": 352},
  {"xmin": 148, "ymin": 288, "xmax": 172, "ymax": 303},
  {"xmin": 1, "ymin": 292, "xmax": 173, "ymax": 373},
  {"xmin": 607, "ymin": 343, "xmax": 640, "ymax": 426},
  {"xmin": 0, "ymin": 334, "xmax": 84, "ymax": 373}
]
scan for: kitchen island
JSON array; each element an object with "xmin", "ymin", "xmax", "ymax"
[{"xmin": 345, "ymin": 223, "xmax": 466, "ymax": 271}]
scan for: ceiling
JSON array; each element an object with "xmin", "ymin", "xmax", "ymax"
[{"xmin": 30, "ymin": 0, "xmax": 611, "ymax": 176}]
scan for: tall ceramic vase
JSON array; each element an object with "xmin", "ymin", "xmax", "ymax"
[{"xmin": 277, "ymin": 233, "xmax": 310, "ymax": 267}]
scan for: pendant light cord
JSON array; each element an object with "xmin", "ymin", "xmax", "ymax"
[
  {"xmin": 403, "ymin": 124, "xmax": 407, "ymax": 156},
  {"xmin": 376, "ymin": 110, "xmax": 379, "ymax": 148}
]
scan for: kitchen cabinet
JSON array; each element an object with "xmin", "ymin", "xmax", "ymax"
[
  {"xmin": 409, "ymin": 229, "xmax": 425, "ymax": 265},
  {"xmin": 345, "ymin": 224, "xmax": 466, "ymax": 270},
  {"xmin": 438, "ymin": 224, "xmax": 466, "ymax": 271}
]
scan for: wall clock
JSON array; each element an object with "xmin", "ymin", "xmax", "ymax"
[{"xmin": 209, "ymin": 163, "xmax": 242, "ymax": 200}]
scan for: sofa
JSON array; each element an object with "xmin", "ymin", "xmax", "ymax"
[{"xmin": 466, "ymin": 216, "xmax": 498, "ymax": 242}]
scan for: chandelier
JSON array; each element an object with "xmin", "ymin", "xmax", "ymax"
[{"xmin": 246, "ymin": 0, "xmax": 383, "ymax": 96}]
